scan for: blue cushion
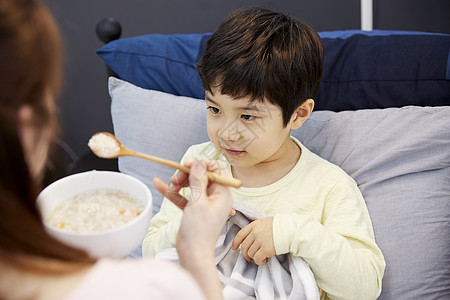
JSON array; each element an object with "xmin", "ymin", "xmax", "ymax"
[
  {"xmin": 318, "ymin": 29, "xmax": 449, "ymax": 38},
  {"xmin": 97, "ymin": 33, "xmax": 211, "ymax": 99},
  {"xmin": 97, "ymin": 30, "xmax": 450, "ymax": 110},
  {"xmin": 317, "ymin": 30, "xmax": 450, "ymax": 110}
]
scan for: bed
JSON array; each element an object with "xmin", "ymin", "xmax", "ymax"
[{"xmin": 96, "ymin": 17, "xmax": 450, "ymax": 300}]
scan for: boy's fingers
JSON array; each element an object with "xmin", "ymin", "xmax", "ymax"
[
  {"xmin": 206, "ymin": 159, "xmax": 226, "ymax": 174},
  {"xmin": 184, "ymin": 158, "xmax": 226, "ymax": 175},
  {"xmin": 169, "ymin": 171, "xmax": 189, "ymax": 188},
  {"xmin": 240, "ymin": 242, "xmax": 253, "ymax": 263},
  {"xmin": 253, "ymin": 250, "xmax": 268, "ymax": 266},
  {"xmin": 247, "ymin": 241, "xmax": 259, "ymax": 259},
  {"xmin": 232, "ymin": 224, "xmax": 251, "ymax": 250}
]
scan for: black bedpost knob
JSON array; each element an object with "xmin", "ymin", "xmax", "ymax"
[{"xmin": 96, "ymin": 17, "xmax": 122, "ymax": 44}]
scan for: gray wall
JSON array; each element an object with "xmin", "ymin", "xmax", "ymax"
[{"xmin": 41, "ymin": 0, "xmax": 449, "ymax": 175}]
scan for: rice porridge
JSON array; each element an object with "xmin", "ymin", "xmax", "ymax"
[
  {"xmin": 46, "ymin": 189, "xmax": 143, "ymax": 233},
  {"xmin": 88, "ymin": 133, "xmax": 120, "ymax": 158}
]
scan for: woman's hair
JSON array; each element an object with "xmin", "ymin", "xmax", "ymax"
[
  {"xmin": 0, "ymin": 0, "xmax": 94, "ymax": 272},
  {"xmin": 197, "ymin": 7, "xmax": 324, "ymax": 127}
]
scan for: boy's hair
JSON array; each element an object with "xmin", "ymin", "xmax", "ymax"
[{"xmin": 197, "ymin": 7, "xmax": 324, "ymax": 127}]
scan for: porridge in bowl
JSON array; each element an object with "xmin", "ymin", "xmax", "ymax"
[
  {"xmin": 46, "ymin": 189, "xmax": 144, "ymax": 233},
  {"xmin": 37, "ymin": 170, "xmax": 152, "ymax": 258}
]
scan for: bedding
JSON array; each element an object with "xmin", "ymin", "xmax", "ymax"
[
  {"xmin": 155, "ymin": 202, "xmax": 319, "ymax": 300},
  {"xmin": 109, "ymin": 77, "xmax": 450, "ymax": 299}
]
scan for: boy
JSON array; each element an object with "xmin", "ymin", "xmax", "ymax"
[{"xmin": 143, "ymin": 7, "xmax": 385, "ymax": 299}]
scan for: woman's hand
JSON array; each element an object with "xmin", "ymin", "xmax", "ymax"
[
  {"xmin": 175, "ymin": 159, "xmax": 233, "ymax": 254},
  {"xmin": 153, "ymin": 158, "xmax": 234, "ymax": 300}
]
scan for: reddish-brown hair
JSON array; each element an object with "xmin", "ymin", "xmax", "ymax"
[{"xmin": 0, "ymin": 0, "xmax": 94, "ymax": 272}]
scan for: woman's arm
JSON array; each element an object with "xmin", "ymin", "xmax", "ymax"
[{"xmin": 154, "ymin": 159, "xmax": 233, "ymax": 300}]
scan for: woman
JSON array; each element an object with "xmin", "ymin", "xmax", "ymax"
[{"xmin": 0, "ymin": 0, "xmax": 231, "ymax": 299}]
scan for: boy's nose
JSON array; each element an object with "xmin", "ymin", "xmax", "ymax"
[{"xmin": 219, "ymin": 122, "xmax": 242, "ymax": 142}]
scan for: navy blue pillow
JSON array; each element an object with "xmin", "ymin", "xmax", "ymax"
[
  {"xmin": 97, "ymin": 30, "xmax": 450, "ymax": 110},
  {"xmin": 316, "ymin": 30, "xmax": 450, "ymax": 110},
  {"xmin": 97, "ymin": 33, "xmax": 211, "ymax": 99}
]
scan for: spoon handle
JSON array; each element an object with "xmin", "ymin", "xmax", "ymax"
[{"xmin": 121, "ymin": 149, "xmax": 242, "ymax": 188}]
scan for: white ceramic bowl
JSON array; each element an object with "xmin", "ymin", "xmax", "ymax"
[{"xmin": 36, "ymin": 170, "xmax": 152, "ymax": 259}]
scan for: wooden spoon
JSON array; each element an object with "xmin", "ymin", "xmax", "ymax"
[{"xmin": 88, "ymin": 132, "xmax": 242, "ymax": 188}]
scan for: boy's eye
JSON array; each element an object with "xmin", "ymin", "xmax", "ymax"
[
  {"xmin": 207, "ymin": 106, "xmax": 221, "ymax": 114},
  {"xmin": 241, "ymin": 114, "xmax": 256, "ymax": 121}
]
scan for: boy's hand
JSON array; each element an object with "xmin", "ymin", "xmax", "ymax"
[{"xmin": 231, "ymin": 217, "xmax": 275, "ymax": 265}]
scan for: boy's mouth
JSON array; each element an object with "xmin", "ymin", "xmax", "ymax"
[{"xmin": 224, "ymin": 148, "xmax": 246, "ymax": 156}]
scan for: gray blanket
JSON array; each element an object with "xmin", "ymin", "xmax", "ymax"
[{"xmin": 156, "ymin": 202, "xmax": 319, "ymax": 299}]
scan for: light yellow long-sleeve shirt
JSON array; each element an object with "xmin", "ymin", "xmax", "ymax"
[{"xmin": 142, "ymin": 137, "xmax": 385, "ymax": 300}]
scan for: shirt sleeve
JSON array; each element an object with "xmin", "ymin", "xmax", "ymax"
[
  {"xmin": 141, "ymin": 147, "xmax": 195, "ymax": 258},
  {"xmin": 141, "ymin": 197, "xmax": 183, "ymax": 257},
  {"xmin": 272, "ymin": 177, "xmax": 385, "ymax": 300}
]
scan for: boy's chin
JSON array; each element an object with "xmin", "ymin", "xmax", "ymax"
[{"xmin": 226, "ymin": 157, "xmax": 254, "ymax": 169}]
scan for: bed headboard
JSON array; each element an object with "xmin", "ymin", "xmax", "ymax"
[{"xmin": 96, "ymin": 18, "xmax": 122, "ymax": 78}]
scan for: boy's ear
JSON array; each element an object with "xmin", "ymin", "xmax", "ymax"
[{"xmin": 290, "ymin": 99, "xmax": 314, "ymax": 130}]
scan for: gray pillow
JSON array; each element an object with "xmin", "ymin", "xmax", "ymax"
[
  {"xmin": 109, "ymin": 77, "xmax": 450, "ymax": 299},
  {"xmin": 295, "ymin": 108, "xmax": 450, "ymax": 299}
]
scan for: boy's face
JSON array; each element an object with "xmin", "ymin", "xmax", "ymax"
[{"xmin": 205, "ymin": 89, "xmax": 293, "ymax": 169}]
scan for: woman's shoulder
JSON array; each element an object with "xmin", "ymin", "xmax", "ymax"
[{"xmin": 64, "ymin": 258, "xmax": 206, "ymax": 300}]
